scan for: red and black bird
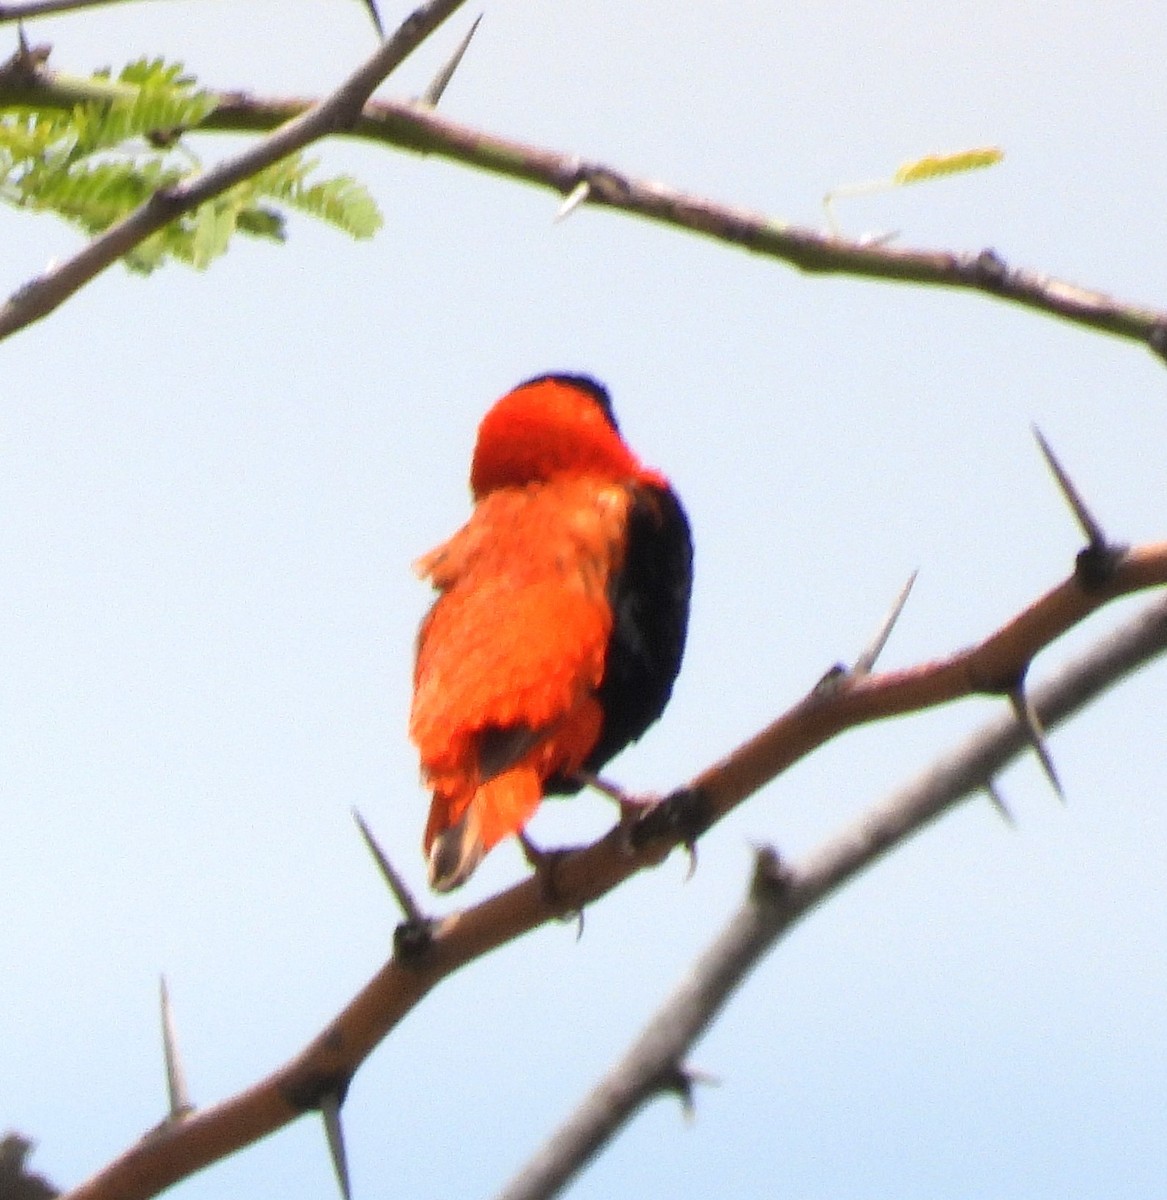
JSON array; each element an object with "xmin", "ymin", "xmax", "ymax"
[{"xmin": 410, "ymin": 373, "xmax": 693, "ymax": 891}]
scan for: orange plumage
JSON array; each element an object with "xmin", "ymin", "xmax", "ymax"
[{"xmin": 411, "ymin": 374, "xmax": 692, "ymax": 891}]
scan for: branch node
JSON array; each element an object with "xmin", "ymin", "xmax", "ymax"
[
  {"xmin": 811, "ymin": 661, "xmax": 849, "ymax": 696},
  {"xmin": 160, "ymin": 975, "xmax": 194, "ymax": 1121},
  {"xmin": 1074, "ymin": 541, "xmax": 1128, "ymax": 591},
  {"xmin": 852, "ymin": 570, "xmax": 918, "ymax": 676},
  {"xmin": 320, "ymin": 1091, "xmax": 352, "ymax": 1200},
  {"xmin": 392, "ymin": 915, "xmax": 438, "ymax": 962},
  {"xmin": 972, "ymin": 246, "xmax": 1009, "ymax": 287},
  {"xmin": 561, "ymin": 164, "xmax": 631, "ymax": 207},
  {"xmin": 282, "ymin": 1066, "xmax": 352, "ymax": 1114},
  {"xmin": 147, "ymin": 183, "xmax": 186, "ymax": 221},
  {"xmin": 2, "ymin": 28, "xmax": 49, "ymax": 79},
  {"xmin": 658, "ymin": 1062, "xmax": 720, "ymax": 1119},
  {"xmin": 1008, "ymin": 686, "xmax": 1064, "ymax": 800},
  {"xmin": 1147, "ymin": 322, "xmax": 1167, "ymax": 364}
]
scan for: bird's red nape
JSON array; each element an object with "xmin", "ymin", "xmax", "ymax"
[{"xmin": 410, "ymin": 373, "xmax": 692, "ymax": 892}]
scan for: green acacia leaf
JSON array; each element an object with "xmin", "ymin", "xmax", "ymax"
[
  {"xmin": 893, "ymin": 147, "xmax": 1004, "ymax": 186},
  {"xmin": 188, "ymin": 201, "xmax": 237, "ymax": 269},
  {"xmin": 236, "ymin": 206, "xmax": 287, "ymax": 242},
  {"xmin": 2, "ymin": 56, "xmax": 380, "ymax": 272},
  {"xmin": 292, "ymin": 175, "xmax": 383, "ymax": 238}
]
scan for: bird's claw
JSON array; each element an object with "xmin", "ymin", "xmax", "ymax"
[
  {"xmin": 625, "ymin": 786, "xmax": 712, "ymax": 856},
  {"xmin": 518, "ymin": 832, "xmax": 585, "ymax": 934}
]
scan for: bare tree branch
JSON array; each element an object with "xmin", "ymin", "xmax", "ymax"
[
  {"xmin": 4, "ymin": 52, "xmax": 1165, "ymax": 357},
  {"xmin": 0, "ymin": 0, "xmax": 383, "ymax": 34},
  {"xmin": 4, "ymin": 14, "xmax": 1162, "ymax": 1200},
  {"xmin": 58, "ymin": 542, "xmax": 1167, "ymax": 1200},
  {"xmin": 0, "ymin": 0, "xmax": 158, "ymax": 20},
  {"xmin": 0, "ymin": 0, "xmax": 469, "ymax": 341},
  {"xmin": 0, "ymin": 1133, "xmax": 59, "ymax": 1200},
  {"xmin": 495, "ymin": 589, "xmax": 1167, "ymax": 1200},
  {"xmin": 682, "ymin": 542, "xmax": 1167, "ymax": 831}
]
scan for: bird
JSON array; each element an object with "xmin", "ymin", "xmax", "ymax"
[{"xmin": 410, "ymin": 373, "xmax": 692, "ymax": 892}]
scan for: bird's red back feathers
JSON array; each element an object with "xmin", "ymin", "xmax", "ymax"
[{"xmin": 410, "ymin": 375, "xmax": 690, "ymax": 891}]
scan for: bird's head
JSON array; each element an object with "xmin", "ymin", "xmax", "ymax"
[{"xmin": 470, "ymin": 374, "xmax": 646, "ymax": 498}]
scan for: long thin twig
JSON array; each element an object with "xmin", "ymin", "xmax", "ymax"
[
  {"xmin": 0, "ymin": 0, "xmax": 383, "ymax": 33},
  {"xmin": 494, "ymin": 590, "xmax": 1167, "ymax": 1200},
  {"xmin": 4, "ymin": 56, "xmax": 1165, "ymax": 358},
  {"xmin": 0, "ymin": 0, "xmax": 470, "ymax": 340},
  {"xmin": 58, "ymin": 545, "xmax": 1167, "ymax": 1200},
  {"xmin": 0, "ymin": 0, "xmax": 149, "ymax": 19}
]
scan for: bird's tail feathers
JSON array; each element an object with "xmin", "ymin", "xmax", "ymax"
[
  {"xmin": 427, "ymin": 805, "xmax": 486, "ymax": 893},
  {"xmin": 426, "ymin": 767, "xmax": 543, "ymax": 892}
]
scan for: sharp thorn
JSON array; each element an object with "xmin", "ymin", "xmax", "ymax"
[
  {"xmin": 856, "ymin": 228, "xmax": 901, "ymax": 248},
  {"xmin": 517, "ymin": 829, "xmax": 544, "ymax": 873},
  {"xmin": 1008, "ymin": 686, "xmax": 1064, "ymax": 801},
  {"xmin": 984, "ymin": 780, "xmax": 1016, "ymax": 827},
  {"xmin": 554, "ymin": 179, "xmax": 591, "ymax": 222},
  {"xmin": 1032, "ymin": 426, "xmax": 1108, "ymax": 547},
  {"xmin": 359, "ymin": 0, "xmax": 384, "ymax": 39},
  {"xmin": 749, "ymin": 843, "xmax": 792, "ymax": 900},
  {"xmin": 17, "ymin": 22, "xmax": 29, "ymax": 57},
  {"xmin": 682, "ymin": 839, "xmax": 698, "ymax": 881},
  {"xmin": 420, "ymin": 14, "xmax": 482, "ymax": 106},
  {"xmin": 853, "ymin": 570, "xmax": 918, "ymax": 676},
  {"xmin": 321, "ymin": 1092, "xmax": 352, "ymax": 1200},
  {"xmin": 160, "ymin": 975, "xmax": 193, "ymax": 1120},
  {"xmin": 352, "ymin": 808, "xmax": 425, "ymax": 924}
]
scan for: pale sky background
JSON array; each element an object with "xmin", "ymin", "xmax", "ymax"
[{"xmin": 4, "ymin": 2, "xmax": 1166, "ymax": 1198}]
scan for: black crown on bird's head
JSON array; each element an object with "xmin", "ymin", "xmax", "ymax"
[{"xmin": 513, "ymin": 372, "xmax": 620, "ymax": 433}]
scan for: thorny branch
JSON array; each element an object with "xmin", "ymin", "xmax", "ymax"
[
  {"xmin": 3, "ymin": 50, "xmax": 1167, "ymax": 357},
  {"xmin": 4, "ymin": 15, "xmax": 1166, "ymax": 1200},
  {"xmin": 59, "ymin": 542, "xmax": 1167, "ymax": 1200},
  {"xmin": 495, "ymin": 591, "xmax": 1167, "ymax": 1200},
  {"xmin": 0, "ymin": 0, "xmax": 469, "ymax": 340},
  {"xmin": 0, "ymin": 0, "xmax": 384, "ymax": 35},
  {"xmin": 0, "ymin": 0, "xmax": 143, "ymax": 19}
]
